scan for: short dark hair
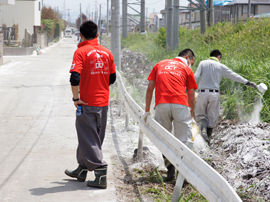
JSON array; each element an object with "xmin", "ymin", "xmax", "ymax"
[
  {"xmin": 178, "ymin": 49, "xmax": 195, "ymax": 60},
  {"xmin": 210, "ymin": 50, "xmax": 222, "ymax": 58},
  {"xmin": 80, "ymin": 21, "xmax": 98, "ymax": 40}
]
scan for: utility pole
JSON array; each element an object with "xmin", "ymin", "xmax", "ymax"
[
  {"xmin": 122, "ymin": 0, "xmax": 127, "ymax": 38},
  {"xmin": 99, "ymin": 4, "xmax": 102, "ymax": 45},
  {"xmin": 63, "ymin": 0, "xmax": 66, "ymax": 21},
  {"xmin": 80, "ymin": 3, "xmax": 82, "ymax": 26},
  {"xmin": 67, "ymin": 9, "xmax": 71, "ymax": 26},
  {"xmin": 172, "ymin": 0, "xmax": 179, "ymax": 50},
  {"xmin": 189, "ymin": 2, "xmax": 192, "ymax": 29},
  {"xmin": 199, "ymin": 0, "xmax": 206, "ymax": 34},
  {"xmin": 94, "ymin": 0, "xmax": 97, "ymax": 23},
  {"xmin": 98, "ymin": 4, "xmax": 101, "ymax": 32},
  {"xmin": 111, "ymin": 0, "xmax": 121, "ymax": 71},
  {"xmin": 140, "ymin": 0, "xmax": 145, "ymax": 33},
  {"xmin": 89, "ymin": 3, "xmax": 91, "ymax": 20},
  {"xmin": 107, "ymin": 0, "xmax": 109, "ymax": 35},
  {"xmin": 209, "ymin": 0, "xmax": 214, "ymax": 26},
  {"xmin": 248, "ymin": 0, "xmax": 251, "ymax": 18},
  {"xmin": 166, "ymin": 0, "xmax": 173, "ymax": 51},
  {"xmin": 146, "ymin": 7, "xmax": 148, "ymax": 29}
]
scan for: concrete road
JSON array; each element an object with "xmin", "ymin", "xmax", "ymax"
[{"xmin": 0, "ymin": 37, "xmax": 117, "ymax": 202}]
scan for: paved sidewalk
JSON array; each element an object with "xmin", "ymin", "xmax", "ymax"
[{"xmin": 0, "ymin": 37, "xmax": 117, "ymax": 202}]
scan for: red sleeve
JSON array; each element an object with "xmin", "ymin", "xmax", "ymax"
[
  {"xmin": 69, "ymin": 50, "xmax": 83, "ymax": 74},
  {"xmin": 186, "ymin": 68, "xmax": 198, "ymax": 90},
  {"xmin": 147, "ymin": 64, "xmax": 158, "ymax": 81},
  {"xmin": 110, "ymin": 52, "xmax": 116, "ymax": 74}
]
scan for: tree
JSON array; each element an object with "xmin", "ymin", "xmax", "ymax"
[
  {"xmin": 41, "ymin": 6, "xmax": 68, "ymax": 38},
  {"xmin": 53, "ymin": 7, "xmax": 63, "ymax": 19},
  {"xmin": 41, "ymin": 6, "xmax": 58, "ymax": 36},
  {"xmin": 76, "ymin": 13, "xmax": 87, "ymax": 30},
  {"xmin": 42, "ymin": 6, "xmax": 57, "ymax": 22},
  {"xmin": 41, "ymin": 19, "xmax": 55, "ymax": 36}
]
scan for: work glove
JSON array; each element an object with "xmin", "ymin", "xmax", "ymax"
[
  {"xmin": 143, "ymin": 111, "xmax": 151, "ymax": 123},
  {"xmin": 245, "ymin": 81, "xmax": 257, "ymax": 89}
]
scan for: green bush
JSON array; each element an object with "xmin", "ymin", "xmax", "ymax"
[
  {"xmin": 154, "ymin": 27, "xmax": 166, "ymax": 49},
  {"xmin": 41, "ymin": 19, "xmax": 55, "ymax": 36}
]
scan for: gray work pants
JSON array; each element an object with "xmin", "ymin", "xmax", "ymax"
[
  {"xmin": 76, "ymin": 106, "xmax": 108, "ymax": 171},
  {"xmin": 195, "ymin": 90, "xmax": 220, "ymax": 128},
  {"xmin": 155, "ymin": 103, "xmax": 192, "ymax": 144},
  {"xmin": 155, "ymin": 103, "xmax": 192, "ymax": 169}
]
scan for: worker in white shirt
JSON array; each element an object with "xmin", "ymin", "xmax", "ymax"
[{"xmin": 194, "ymin": 50, "xmax": 257, "ymax": 143}]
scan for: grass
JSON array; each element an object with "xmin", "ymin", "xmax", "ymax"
[
  {"xmin": 132, "ymin": 167, "xmax": 207, "ymax": 202},
  {"xmin": 121, "ymin": 18, "xmax": 270, "ymax": 123}
]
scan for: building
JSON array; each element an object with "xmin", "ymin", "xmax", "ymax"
[
  {"xmin": 0, "ymin": 0, "xmax": 15, "ymax": 4},
  {"xmin": 148, "ymin": 13, "xmax": 162, "ymax": 31},
  {"xmin": 208, "ymin": 0, "xmax": 233, "ymax": 24},
  {"xmin": 180, "ymin": 3, "xmax": 201, "ymax": 28},
  {"xmin": 0, "ymin": 0, "xmax": 41, "ymax": 42},
  {"xmin": 160, "ymin": 3, "xmax": 201, "ymax": 29},
  {"xmin": 120, "ymin": 14, "xmax": 140, "ymax": 32},
  {"xmin": 226, "ymin": 0, "xmax": 270, "ymax": 21}
]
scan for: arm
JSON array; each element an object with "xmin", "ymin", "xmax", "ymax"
[
  {"xmin": 194, "ymin": 63, "xmax": 202, "ymax": 83},
  {"xmin": 70, "ymin": 72, "xmax": 87, "ymax": 108},
  {"xmin": 221, "ymin": 64, "xmax": 248, "ymax": 84},
  {"xmin": 145, "ymin": 80, "xmax": 156, "ymax": 112},
  {"xmin": 187, "ymin": 89, "xmax": 195, "ymax": 118},
  {"xmin": 109, "ymin": 73, "xmax": 116, "ymax": 85}
]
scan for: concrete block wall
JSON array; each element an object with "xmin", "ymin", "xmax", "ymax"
[{"xmin": 36, "ymin": 32, "xmax": 47, "ymax": 49}]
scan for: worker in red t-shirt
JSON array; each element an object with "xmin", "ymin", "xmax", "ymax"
[
  {"xmin": 65, "ymin": 21, "xmax": 116, "ymax": 189},
  {"xmin": 144, "ymin": 49, "xmax": 198, "ymax": 180}
]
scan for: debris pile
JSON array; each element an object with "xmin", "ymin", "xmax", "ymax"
[
  {"xmin": 121, "ymin": 49, "xmax": 153, "ymax": 91},
  {"xmin": 209, "ymin": 121, "xmax": 270, "ymax": 200}
]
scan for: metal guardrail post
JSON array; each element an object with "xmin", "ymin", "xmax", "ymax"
[
  {"xmin": 172, "ymin": 140, "xmax": 194, "ymax": 201},
  {"xmin": 116, "ymin": 86, "xmax": 119, "ymax": 100},
  {"xmin": 137, "ymin": 130, "xmax": 144, "ymax": 159},
  {"xmin": 117, "ymin": 91, "xmax": 123, "ymax": 116},
  {"xmin": 125, "ymin": 112, "xmax": 130, "ymax": 131},
  {"xmin": 172, "ymin": 175, "xmax": 185, "ymax": 202}
]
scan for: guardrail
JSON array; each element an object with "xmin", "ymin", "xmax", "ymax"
[{"xmin": 115, "ymin": 71, "xmax": 242, "ymax": 202}]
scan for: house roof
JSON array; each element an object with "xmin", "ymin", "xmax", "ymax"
[
  {"xmin": 227, "ymin": 0, "xmax": 270, "ymax": 5},
  {"xmin": 205, "ymin": 0, "xmax": 233, "ymax": 6},
  {"xmin": 187, "ymin": 3, "xmax": 201, "ymax": 8}
]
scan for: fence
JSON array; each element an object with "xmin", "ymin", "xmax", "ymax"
[
  {"xmin": 0, "ymin": 27, "xmax": 15, "ymax": 42},
  {"xmin": 115, "ymin": 70, "xmax": 242, "ymax": 202}
]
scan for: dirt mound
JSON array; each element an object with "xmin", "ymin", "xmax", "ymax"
[
  {"xmin": 209, "ymin": 122, "xmax": 270, "ymax": 201},
  {"xmin": 121, "ymin": 49, "xmax": 153, "ymax": 92}
]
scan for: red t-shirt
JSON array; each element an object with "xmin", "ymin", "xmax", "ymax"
[
  {"xmin": 70, "ymin": 39, "xmax": 116, "ymax": 107},
  {"xmin": 147, "ymin": 58, "xmax": 198, "ymax": 107}
]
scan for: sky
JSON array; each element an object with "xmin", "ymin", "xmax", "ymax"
[{"xmin": 42, "ymin": 0, "xmax": 189, "ymax": 23}]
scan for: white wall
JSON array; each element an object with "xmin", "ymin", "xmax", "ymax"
[{"xmin": 0, "ymin": 0, "xmax": 41, "ymax": 41}]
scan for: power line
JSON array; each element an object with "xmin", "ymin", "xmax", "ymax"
[{"xmin": 146, "ymin": 0, "xmax": 163, "ymax": 5}]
